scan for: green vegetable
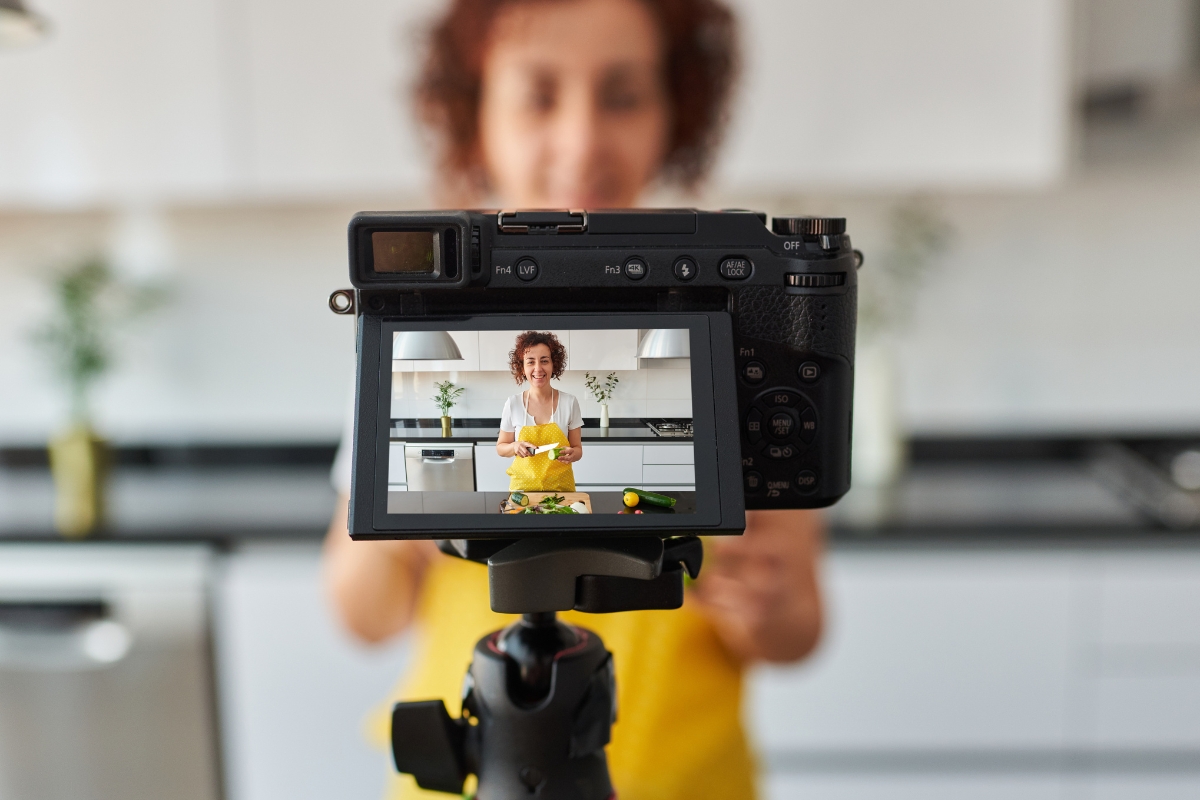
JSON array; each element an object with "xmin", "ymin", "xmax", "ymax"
[
  {"xmin": 622, "ymin": 488, "xmax": 676, "ymax": 508},
  {"xmin": 509, "ymin": 491, "xmax": 530, "ymax": 507}
]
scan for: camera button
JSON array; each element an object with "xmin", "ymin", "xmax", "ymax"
[
  {"xmin": 624, "ymin": 257, "xmax": 647, "ymax": 280},
  {"xmin": 795, "ymin": 470, "xmax": 819, "ymax": 495},
  {"xmin": 798, "ymin": 361, "xmax": 821, "ymax": 383},
  {"xmin": 768, "ymin": 410, "xmax": 796, "ymax": 440},
  {"xmin": 764, "ymin": 443, "xmax": 798, "ymax": 461},
  {"xmin": 673, "ymin": 257, "xmax": 698, "ymax": 282},
  {"xmin": 741, "ymin": 361, "xmax": 766, "ymax": 385},
  {"xmin": 745, "ymin": 409, "xmax": 763, "ymax": 443},
  {"xmin": 761, "ymin": 389, "xmax": 800, "ymax": 408},
  {"xmin": 719, "ymin": 257, "xmax": 752, "ymax": 280},
  {"xmin": 516, "ymin": 257, "xmax": 539, "ymax": 282},
  {"xmin": 799, "ymin": 407, "xmax": 817, "ymax": 443},
  {"xmin": 744, "ymin": 470, "xmax": 764, "ymax": 494}
]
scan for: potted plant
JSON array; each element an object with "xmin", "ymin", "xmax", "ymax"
[
  {"xmin": 31, "ymin": 257, "xmax": 166, "ymax": 537},
  {"xmin": 433, "ymin": 380, "xmax": 465, "ymax": 437},
  {"xmin": 584, "ymin": 372, "xmax": 619, "ymax": 429}
]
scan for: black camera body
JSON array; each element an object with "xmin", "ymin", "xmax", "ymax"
[{"xmin": 341, "ymin": 209, "xmax": 857, "ymax": 539}]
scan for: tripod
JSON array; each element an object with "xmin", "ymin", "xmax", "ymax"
[{"xmin": 390, "ymin": 536, "xmax": 704, "ymax": 799}]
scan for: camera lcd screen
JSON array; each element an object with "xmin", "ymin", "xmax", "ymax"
[
  {"xmin": 389, "ymin": 326, "xmax": 694, "ymax": 515},
  {"xmin": 372, "ymin": 231, "xmax": 438, "ymax": 274},
  {"xmin": 354, "ymin": 313, "xmax": 742, "ymax": 537}
]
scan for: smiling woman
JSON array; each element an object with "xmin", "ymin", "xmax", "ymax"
[{"xmin": 496, "ymin": 331, "xmax": 584, "ymax": 491}]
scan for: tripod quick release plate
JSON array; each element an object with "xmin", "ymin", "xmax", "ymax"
[{"xmin": 437, "ymin": 536, "xmax": 703, "ymax": 614}]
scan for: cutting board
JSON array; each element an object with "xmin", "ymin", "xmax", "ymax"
[{"xmin": 504, "ymin": 492, "xmax": 593, "ymax": 513}]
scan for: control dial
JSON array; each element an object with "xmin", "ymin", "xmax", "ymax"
[{"xmin": 771, "ymin": 217, "xmax": 846, "ymax": 236}]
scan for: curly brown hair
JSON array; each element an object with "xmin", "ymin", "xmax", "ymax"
[
  {"xmin": 509, "ymin": 331, "xmax": 567, "ymax": 384},
  {"xmin": 414, "ymin": 0, "xmax": 739, "ymax": 195}
]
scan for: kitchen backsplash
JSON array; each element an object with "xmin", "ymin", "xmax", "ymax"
[{"xmin": 391, "ymin": 366, "xmax": 692, "ymax": 421}]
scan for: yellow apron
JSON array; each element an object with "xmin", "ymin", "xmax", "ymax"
[
  {"xmin": 506, "ymin": 421, "xmax": 575, "ymax": 492},
  {"xmin": 369, "ymin": 557, "xmax": 758, "ymax": 800}
]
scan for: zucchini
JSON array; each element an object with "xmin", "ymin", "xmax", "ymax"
[
  {"xmin": 509, "ymin": 491, "xmax": 530, "ymax": 507},
  {"xmin": 622, "ymin": 487, "xmax": 676, "ymax": 508}
]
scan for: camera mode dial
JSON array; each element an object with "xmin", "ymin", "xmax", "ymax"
[{"xmin": 771, "ymin": 217, "xmax": 846, "ymax": 236}]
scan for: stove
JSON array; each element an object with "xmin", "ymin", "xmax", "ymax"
[{"xmin": 644, "ymin": 419, "xmax": 694, "ymax": 438}]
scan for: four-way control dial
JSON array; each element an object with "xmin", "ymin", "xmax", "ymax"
[{"xmin": 743, "ymin": 387, "xmax": 818, "ymax": 463}]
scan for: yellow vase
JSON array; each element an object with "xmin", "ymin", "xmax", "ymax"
[
  {"xmin": 47, "ymin": 424, "xmax": 108, "ymax": 538},
  {"xmin": 441, "ymin": 415, "xmax": 452, "ymax": 437}
]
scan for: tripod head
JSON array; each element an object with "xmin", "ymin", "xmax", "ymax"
[
  {"xmin": 438, "ymin": 535, "xmax": 704, "ymax": 613},
  {"xmin": 391, "ymin": 536, "xmax": 704, "ymax": 798}
]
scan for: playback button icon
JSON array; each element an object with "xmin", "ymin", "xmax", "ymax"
[{"xmin": 673, "ymin": 257, "xmax": 698, "ymax": 282}]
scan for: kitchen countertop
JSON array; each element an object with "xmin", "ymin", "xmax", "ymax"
[
  {"xmin": 390, "ymin": 419, "xmax": 691, "ymax": 442},
  {"xmin": 0, "ymin": 437, "xmax": 1196, "ymax": 544}
]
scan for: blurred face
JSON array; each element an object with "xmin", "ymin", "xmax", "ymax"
[
  {"xmin": 479, "ymin": 0, "xmax": 671, "ymax": 208},
  {"xmin": 522, "ymin": 343, "xmax": 554, "ymax": 387}
]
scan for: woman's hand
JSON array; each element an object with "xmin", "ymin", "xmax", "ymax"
[
  {"xmin": 514, "ymin": 441, "xmax": 537, "ymax": 457},
  {"xmin": 554, "ymin": 446, "xmax": 580, "ymax": 463},
  {"xmin": 688, "ymin": 509, "xmax": 824, "ymax": 664}
]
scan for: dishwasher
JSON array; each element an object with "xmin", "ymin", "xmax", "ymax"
[
  {"xmin": 404, "ymin": 444, "xmax": 476, "ymax": 491},
  {"xmin": 0, "ymin": 544, "xmax": 221, "ymax": 800}
]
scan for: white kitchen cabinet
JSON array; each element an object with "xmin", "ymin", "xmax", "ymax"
[
  {"xmin": 478, "ymin": 330, "xmax": 572, "ymax": 372},
  {"xmin": 765, "ymin": 774, "xmax": 1065, "ymax": 800},
  {"xmin": 572, "ymin": 444, "xmax": 643, "ymax": 486},
  {"xmin": 751, "ymin": 545, "xmax": 1200, "ymax": 799},
  {"xmin": 0, "ymin": 0, "xmax": 1071, "ymax": 206},
  {"xmin": 718, "ymin": 0, "xmax": 1071, "ymax": 190},
  {"xmin": 213, "ymin": 544, "xmax": 411, "ymax": 800},
  {"xmin": 750, "ymin": 550, "xmax": 1078, "ymax": 751},
  {"xmin": 567, "ymin": 330, "xmax": 638, "ymax": 372},
  {"xmin": 0, "ymin": 0, "xmax": 235, "ymax": 204},
  {"xmin": 643, "ymin": 445, "xmax": 694, "ymax": 465},
  {"xmin": 1081, "ymin": 551, "xmax": 1200, "ymax": 749},
  {"xmin": 642, "ymin": 464, "xmax": 695, "ymax": 484},
  {"xmin": 474, "ymin": 444, "xmax": 512, "ymax": 492}
]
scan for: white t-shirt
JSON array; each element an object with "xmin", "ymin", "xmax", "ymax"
[{"xmin": 500, "ymin": 390, "xmax": 583, "ymax": 435}]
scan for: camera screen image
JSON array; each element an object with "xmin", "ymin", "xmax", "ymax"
[
  {"xmin": 384, "ymin": 326, "xmax": 697, "ymax": 517},
  {"xmin": 372, "ymin": 231, "xmax": 438, "ymax": 274}
]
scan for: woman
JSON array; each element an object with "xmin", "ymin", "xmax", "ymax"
[
  {"xmin": 324, "ymin": 1, "xmax": 823, "ymax": 798},
  {"xmin": 496, "ymin": 331, "xmax": 584, "ymax": 492}
]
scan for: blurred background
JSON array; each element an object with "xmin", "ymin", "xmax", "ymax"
[{"xmin": 1, "ymin": 0, "xmax": 1199, "ymax": 798}]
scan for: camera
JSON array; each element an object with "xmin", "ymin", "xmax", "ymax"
[{"xmin": 334, "ymin": 209, "xmax": 858, "ymax": 540}]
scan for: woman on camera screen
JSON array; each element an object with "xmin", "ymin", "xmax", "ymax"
[
  {"xmin": 324, "ymin": 1, "xmax": 824, "ymax": 798},
  {"xmin": 496, "ymin": 331, "xmax": 584, "ymax": 492}
]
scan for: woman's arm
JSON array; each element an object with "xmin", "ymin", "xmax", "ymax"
[
  {"xmin": 322, "ymin": 493, "xmax": 438, "ymax": 643},
  {"xmin": 555, "ymin": 427, "xmax": 583, "ymax": 463},
  {"xmin": 688, "ymin": 509, "xmax": 824, "ymax": 663}
]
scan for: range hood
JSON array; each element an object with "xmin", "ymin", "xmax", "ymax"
[{"xmin": 637, "ymin": 329, "xmax": 689, "ymax": 359}]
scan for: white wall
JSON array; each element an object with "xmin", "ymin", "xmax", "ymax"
[
  {"xmin": 4, "ymin": 143, "xmax": 1200, "ymax": 442},
  {"xmin": 0, "ymin": 206, "xmax": 359, "ymax": 443},
  {"xmin": 390, "ymin": 368, "xmax": 692, "ymax": 421}
]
